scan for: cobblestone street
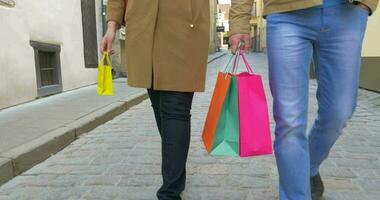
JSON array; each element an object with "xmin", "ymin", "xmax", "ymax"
[{"xmin": 0, "ymin": 53, "xmax": 379, "ymax": 200}]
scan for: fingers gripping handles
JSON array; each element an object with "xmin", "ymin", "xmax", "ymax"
[{"xmin": 223, "ymin": 45, "xmax": 255, "ymax": 75}]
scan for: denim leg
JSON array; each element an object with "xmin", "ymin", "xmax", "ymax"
[
  {"xmin": 156, "ymin": 91, "xmax": 194, "ymax": 200},
  {"xmin": 267, "ymin": 10, "xmax": 318, "ymax": 200},
  {"xmin": 309, "ymin": 3, "xmax": 368, "ymax": 176}
]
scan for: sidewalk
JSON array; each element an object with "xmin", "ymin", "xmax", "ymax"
[
  {"xmin": 0, "ymin": 51, "xmax": 379, "ymax": 200},
  {"xmin": 0, "ymin": 78, "xmax": 148, "ymax": 184}
]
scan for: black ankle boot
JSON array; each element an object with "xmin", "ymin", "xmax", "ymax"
[{"xmin": 311, "ymin": 173, "xmax": 325, "ymax": 200}]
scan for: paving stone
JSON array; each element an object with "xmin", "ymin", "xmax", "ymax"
[
  {"xmin": 323, "ymin": 178, "xmax": 361, "ymax": 191},
  {"xmin": 6, "ymin": 186, "xmax": 87, "ymax": 200},
  {"xmin": 228, "ymin": 164, "xmax": 274, "ymax": 177},
  {"xmin": 354, "ymin": 179, "xmax": 380, "ymax": 191},
  {"xmin": 117, "ymin": 175, "xmax": 160, "ymax": 187},
  {"xmin": 334, "ymin": 158, "xmax": 379, "ymax": 169},
  {"xmin": 181, "ymin": 188, "xmax": 203, "ymax": 200},
  {"xmin": 199, "ymin": 188, "xmax": 247, "ymax": 200},
  {"xmin": 246, "ymin": 190, "xmax": 278, "ymax": 200},
  {"xmin": 223, "ymin": 175, "xmax": 275, "ymax": 189},
  {"xmin": 80, "ymin": 186, "xmax": 121, "ymax": 200},
  {"xmin": 0, "ymin": 195, "xmax": 10, "ymax": 200},
  {"xmin": 198, "ymin": 164, "xmax": 229, "ymax": 175},
  {"xmin": 104, "ymin": 164, "xmax": 136, "ymax": 176},
  {"xmin": 115, "ymin": 186, "xmax": 158, "ymax": 200},
  {"xmin": 353, "ymin": 169, "xmax": 378, "ymax": 180},
  {"xmin": 340, "ymin": 152, "xmax": 379, "ymax": 160},
  {"xmin": 339, "ymin": 191, "xmax": 380, "ymax": 200},
  {"xmin": 83, "ymin": 175, "xmax": 121, "ymax": 186},
  {"xmin": 186, "ymin": 175, "xmax": 223, "ymax": 187},
  {"xmin": 37, "ymin": 164, "xmax": 107, "ymax": 175},
  {"xmin": 323, "ymin": 191, "xmax": 344, "ymax": 200},
  {"xmin": 320, "ymin": 167, "xmax": 357, "ymax": 179}
]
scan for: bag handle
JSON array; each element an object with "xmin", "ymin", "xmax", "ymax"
[
  {"xmin": 232, "ymin": 48, "xmax": 254, "ymax": 74},
  {"xmin": 223, "ymin": 42, "xmax": 244, "ymax": 73},
  {"xmin": 237, "ymin": 49, "xmax": 254, "ymax": 74},
  {"xmin": 101, "ymin": 52, "xmax": 112, "ymax": 67},
  {"xmin": 222, "ymin": 42, "xmax": 255, "ymax": 74}
]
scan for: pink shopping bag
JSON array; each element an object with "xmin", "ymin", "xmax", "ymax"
[{"xmin": 236, "ymin": 51, "xmax": 273, "ymax": 157}]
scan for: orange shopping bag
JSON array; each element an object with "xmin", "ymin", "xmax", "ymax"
[{"xmin": 202, "ymin": 72, "xmax": 232, "ymax": 153}]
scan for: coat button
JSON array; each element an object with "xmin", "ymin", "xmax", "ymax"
[{"xmin": 189, "ymin": 24, "xmax": 194, "ymax": 28}]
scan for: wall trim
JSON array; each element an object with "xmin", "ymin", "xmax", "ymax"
[{"xmin": 360, "ymin": 56, "xmax": 380, "ymax": 93}]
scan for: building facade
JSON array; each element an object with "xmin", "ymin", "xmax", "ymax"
[
  {"xmin": 0, "ymin": 0, "xmax": 104, "ymax": 110},
  {"xmin": 218, "ymin": 3, "xmax": 231, "ymax": 48},
  {"xmin": 360, "ymin": 9, "xmax": 380, "ymax": 92},
  {"xmin": 250, "ymin": 0, "xmax": 266, "ymax": 52},
  {"xmin": 209, "ymin": 0, "xmax": 219, "ymax": 53}
]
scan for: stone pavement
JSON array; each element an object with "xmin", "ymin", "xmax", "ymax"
[
  {"xmin": 0, "ymin": 52, "xmax": 379, "ymax": 200},
  {"xmin": 0, "ymin": 78, "xmax": 148, "ymax": 185}
]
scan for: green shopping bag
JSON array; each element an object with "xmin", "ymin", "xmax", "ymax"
[{"xmin": 209, "ymin": 76, "xmax": 240, "ymax": 157}]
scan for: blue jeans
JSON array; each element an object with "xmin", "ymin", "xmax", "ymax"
[{"xmin": 266, "ymin": 3, "xmax": 368, "ymax": 200}]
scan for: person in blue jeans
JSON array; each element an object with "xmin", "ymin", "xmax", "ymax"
[{"xmin": 230, "ymin": 0, "xmax": 377, "ymax": 199}]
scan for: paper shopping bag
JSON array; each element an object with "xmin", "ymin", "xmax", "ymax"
[
  {"xmin": 237, "ymin": 53, "xmax": 272, "ymax": 157},
  {"xmin": 202, "ymin": 72, "xmax": 240, "ymax": 157},
  {"xmin": 210, "ymin": 75, "xmax": 240, "ymax": 157},
  {"xmin": 202, "ymin": 72, "xmax": 232, "ymax": 153},
  {"xmin": 237, "ymin": 72, "xmax": 272, "ymax": 157},
  {"xmin": 97, "ymin": 52, "xmax": 114, "ymax": 96}
]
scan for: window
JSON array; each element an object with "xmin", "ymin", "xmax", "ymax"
[{"xmin": 30, "ymin": 41, "xmax": 62, "ymax": 97}]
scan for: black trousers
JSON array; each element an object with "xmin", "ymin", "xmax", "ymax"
[{"xmin": 147, "ymin": 89, "xmax": 194, "ymax": 200}]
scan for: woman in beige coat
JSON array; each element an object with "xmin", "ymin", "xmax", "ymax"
[{"xmin": 101, "ymin": 0, "xmax": 210, "ymax": 199}]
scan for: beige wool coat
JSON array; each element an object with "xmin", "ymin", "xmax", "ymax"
[{"xmin": 107, "ymin": 0, "xmax": 210, "ymax": 92}]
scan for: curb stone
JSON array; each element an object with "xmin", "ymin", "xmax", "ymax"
[{"xmin": 0, "ymin": 158, "xmax": 12, "ymax": 185}]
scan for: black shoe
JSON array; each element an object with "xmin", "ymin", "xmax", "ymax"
[{"xmin": 311, "ymin": 173, "xmax": 325, "ymax": 200}]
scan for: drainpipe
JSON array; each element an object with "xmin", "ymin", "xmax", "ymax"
[{"xmin": 101, "ymin": 0, "xmax": 107, "ymax": 35}]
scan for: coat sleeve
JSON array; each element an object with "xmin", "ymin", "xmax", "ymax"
[
  {"xmin": 106, "ymin": 0, "xmax": 125, "ymax": 28},
  {"xmin": 354, "ymin": 0, "xmax": 379, "ymax": 15},
  {"xmin": 229, "ymin": 0, "xmax": 254, "ymax": 36}
]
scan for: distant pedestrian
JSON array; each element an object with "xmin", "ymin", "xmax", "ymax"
[
  {"xmin": 101, "ymin": 0, "xmax": 210, "ymax": 199},
  {"xmin": 229, "ymin": 0, "xmax": 378, "ymax": 200}
]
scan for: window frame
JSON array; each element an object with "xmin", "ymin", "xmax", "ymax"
[{"xmin": 30, "ymin": 41, "xmax": 63, "ymax": 97}]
